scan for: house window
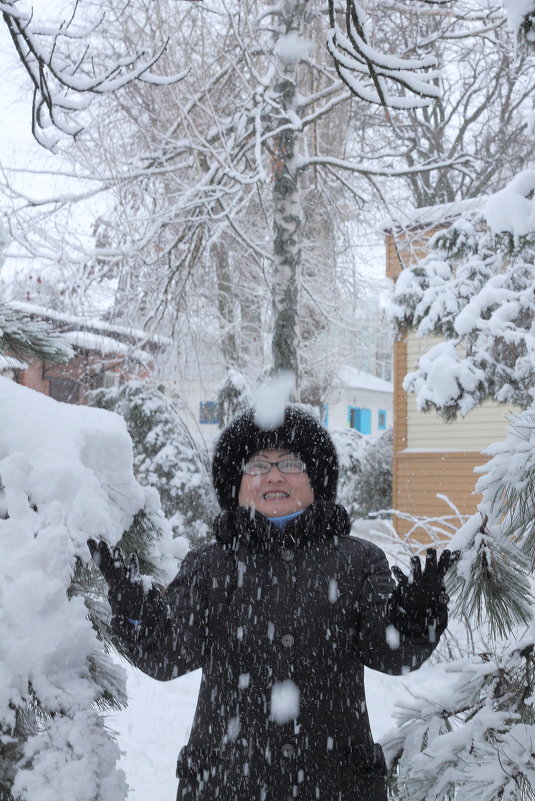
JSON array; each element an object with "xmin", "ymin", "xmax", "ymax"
[
  {"xmin": 48, "ymin": 377, "xmax": 80, "ymax": 404},
  {"xmin": 378, "ymin": 409, "xmax": 387, "ymax": 430},
  {"xmin": 348, "ymin": 406, "xmax": 371, "ymax": 435},
  {"xmin": 199, "ymin": 401, "xmax": 220, "ymax": 424}
]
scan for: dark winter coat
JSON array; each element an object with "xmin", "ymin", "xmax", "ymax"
[{"xmin": 117, "ymin": 502, "xmax": 441, "ymax": 801}]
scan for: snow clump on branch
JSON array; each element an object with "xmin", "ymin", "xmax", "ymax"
[
  {"xmin": 389, "ymin": 173, "xmax": 535, "ymax": 420},
  {"xmin": 0, "ymin": 377, "xmax": 176, "ymax": 801}
]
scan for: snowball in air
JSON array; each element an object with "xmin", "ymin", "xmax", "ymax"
[
  {"xmin": 252, "ymin": 371, "xmax": 295, "ymax": 430},
  {"xmin": 270, "ymin": 679, "xmax": 300, "ymax": 724}
]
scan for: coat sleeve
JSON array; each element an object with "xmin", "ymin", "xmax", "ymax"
[
  {"xmin": 355, "ymin": 543, "xmax": 439, "ymax": 674},
  {"xmin": 112, "ymin": 547, "xmax": 209, "ymax": 681}
]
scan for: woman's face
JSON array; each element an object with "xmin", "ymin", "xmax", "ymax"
[{"xmin": 238, "ymin": 448, "xmax": 314, "ymax": 518}]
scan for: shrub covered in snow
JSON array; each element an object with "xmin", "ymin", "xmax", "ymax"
[
  {"xmin": 390, "ymin": 171, "xmax": 535, "ymax": 420},
  {"xmin": 355, "ymin": 428, "xmax": 393, "ymax": 518},
  {"xmin": 0, "ymin": 377, "xmax": 179, "ymax": 801},
  {"xmin": 331, "ymin": 427, "xmax": 369, "ymax": 519},
  {"xmin": 332, "ymin": 428, "xmax": 392, "ymax": 519},
  {"xmin": 216, "ymin": 368, "xmax": 252, "ymax": 429},
  {"xmin": 91, "ymin": 379, "xmax": 217, "ymax": 546}
]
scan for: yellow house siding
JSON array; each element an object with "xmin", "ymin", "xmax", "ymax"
[{"xmin": 393, "ymin": 451, "xmax": 487, "ymax": 541}]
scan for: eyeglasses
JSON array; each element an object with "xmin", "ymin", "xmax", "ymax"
[{"xmin": 243, "ymin": 458, "xmax": 306, "ymax": 476}]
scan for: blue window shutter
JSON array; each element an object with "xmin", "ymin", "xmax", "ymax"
[
  {"xmin": 199, "ymin": 401, "xmax": 220, "ymax": 424},
  {"xmin": 360, "ymin": 408, "xmax": 371, "ymax": 435},
  {"xmin": 348, "ymin": 406, "xmax": 371, "ymax": 433}
]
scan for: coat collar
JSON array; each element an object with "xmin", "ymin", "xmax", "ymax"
[{"xmin": 213, "ymin": 501, "xmax": 351, "ymax": 551}]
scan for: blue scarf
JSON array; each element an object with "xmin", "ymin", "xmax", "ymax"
[{"xmin": 268, "ymin": 510, "xmax": 305, "ymax": 530}]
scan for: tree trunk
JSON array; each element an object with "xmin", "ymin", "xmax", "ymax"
[
  {"xmin": 271, "ymin": 0, "xmax": 309, "ymax": 386},
  {"xmin": 213, "ymin": 240, "xmax": 242, "ymax": 369}
]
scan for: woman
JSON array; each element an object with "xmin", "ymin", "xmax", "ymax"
[{"xmin": 89, "ymin": 405, "xmax": 458, "ymax": 801}]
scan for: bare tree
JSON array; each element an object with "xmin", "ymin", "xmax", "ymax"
[
  {"xmin": 1, "ymin": 0, "xmax": 189, "ymax": 150},
  {"xmin": 4, "ymin": 0, "xmax": 518, "ymax": 399},
  {"xmin": 349, "ymin": 0, "xmax": 535, "ymax": 210}
]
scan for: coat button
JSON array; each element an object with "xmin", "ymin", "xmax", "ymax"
[
  {"xmin": 281, "ymin": 743, "xmax": 295, "ymax": 758},
  {"xmin": 438, "ymin": 591, "xmax": 450, "ymax": 604},
  {"xmin": 282, "ymin": 634, "xmax": 294, "ymax": 647},
  {"xmin": 281, "ymin": 549, "xmax": 294, "ymax": 562}
]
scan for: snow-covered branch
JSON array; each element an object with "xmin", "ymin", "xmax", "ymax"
[
  {"xmin": 390, "ymin": 171, "xmax": 535, "ymax": 419},
  {"xmin": 2, "ymin": 0, "xmax": 187, "ymax": 150},
  {"xmin": 301, "ymin": 153, "xmax": 473, "ymax": 178},
  {"xmin": 327, "ymin": 0, "xmax": 441, "ymax": 110}
]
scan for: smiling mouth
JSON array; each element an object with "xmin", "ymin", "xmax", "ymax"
[{"xmin": 263, "ymin": 491, "xmax": 289, "ymax": 500}]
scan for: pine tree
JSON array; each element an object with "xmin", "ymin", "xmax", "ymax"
[
  {"xmin": 390, "ymin": 172, "xmax": 535, "ymax": 421},
  {"xmin": 383, "ymin": 484, "xmax": 535, "ymax": 801},
  {"xmin": 354, "ymin": 428, "xmax": 393, "ymax": 519},
  {"xmin": 330, "ymin": 427, "xmax": 369, "ymax": 520},
  {"xmin": 385, "ymin": 172, "xmax": 535, "ymax": 800},
  {"xmin": 217, "ymin": 369, "xmax": 252, "ymax": 430},
  {"xmin": 384, "ymin": 637, "xmax": 535, "ymax": 801},
  {"xmin": 91, "ymin": 378, "xmax": 216, "ymax": 546},
  {"xmin": 0, "ymin": 223, "xmax": 71, "ymax": 366},
  {"xmin": 0, "ymin": 377, "xmax": 176, "ymax": 801}
]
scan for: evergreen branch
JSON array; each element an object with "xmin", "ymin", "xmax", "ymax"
[
  {"xmin": 478, "ymin": 410, "xmax": 535, "ymax": 567},
  {"xmin": 449, "ymin": 514, "xmax": 533, "ymax": 640},
  {"xmin": 0, "ymin": 301, "xmax": 73, "ymax": 364}
]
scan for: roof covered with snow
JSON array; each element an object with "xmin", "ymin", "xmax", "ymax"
[
  {"xmin": 380, "ymin": 196, "xmax": 484, "ymax": 234},
  {"xmin": 60, "ymin": 330, "xmax": 145, "ymax": 358},
  {"xmin": 334, "ymin": 366, "xmax": 393, "ymax": 394},
  {"xmin": 8, "ymin": 300, "xmax": 173, "ymax": 349}
]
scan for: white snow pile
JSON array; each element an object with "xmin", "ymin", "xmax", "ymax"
[
  {"xmin": 485, "ymin": 169, "xmax": 535, "ymax": 241},
  {"xmin": 501, "ymin": 0, "xmax": 535, "ymax": 38},
  {"xmin": 0, "ymin": 377, "xmax": 176, "ymax": 801}
]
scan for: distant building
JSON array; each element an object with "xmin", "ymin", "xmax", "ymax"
[
  {"xmin": 323, "ymin": 366, "xmax": 393, "ymax": 437},
  {"xmin": 1, "ymin": 301, "xmax": 169, "ymax": 404}
]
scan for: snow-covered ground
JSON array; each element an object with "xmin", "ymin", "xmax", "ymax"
[{"xmin": 110, "ymin": 518, "xmax": 431, "ymax": 801}]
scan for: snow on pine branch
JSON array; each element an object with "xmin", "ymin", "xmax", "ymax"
[
  {"xmin": 2, "ymin": 0, "xmax": 188, "ymax": 150},
  {"xmin": 0, "ymin": 377, "xmax": 177, "ymax": 801},
  {"xmin": 383, "ymin": 639, "xmax": 535, "ymax": 801},
  {"xmin": 477, "ymin": 407, "xmax": 535, "ymax": 563},
  {"xmin": 389, "ymin": 172, "xmax": 535, "ymax": 420},
  {"xmin": 0, "ymin": 300, "xmax": 74, "ymax": 365},
  {"xmin": 327, "ymin": 0, "xmax": 441, "ymax": 110}
]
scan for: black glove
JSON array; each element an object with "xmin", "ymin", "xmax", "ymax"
[
  {"xmin": 87, "ymin": 539, "xmax": 165, "ymax": 628},
  {"xmin": 388, "ymin": 548, "xmax": 461, "ymax": 641}
]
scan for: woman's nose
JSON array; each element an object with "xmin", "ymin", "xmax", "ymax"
[{"xmin": 266, "ymin": 466, "xmax": 284, "ymax": 481}]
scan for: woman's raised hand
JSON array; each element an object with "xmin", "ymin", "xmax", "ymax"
[
  {"xmin": 389, "ymin": 548, "xmax": 461, "ymax": 640},
  {"xmin": 87, "ymin": 539, "xmax": 163, "ymax": 625}
]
